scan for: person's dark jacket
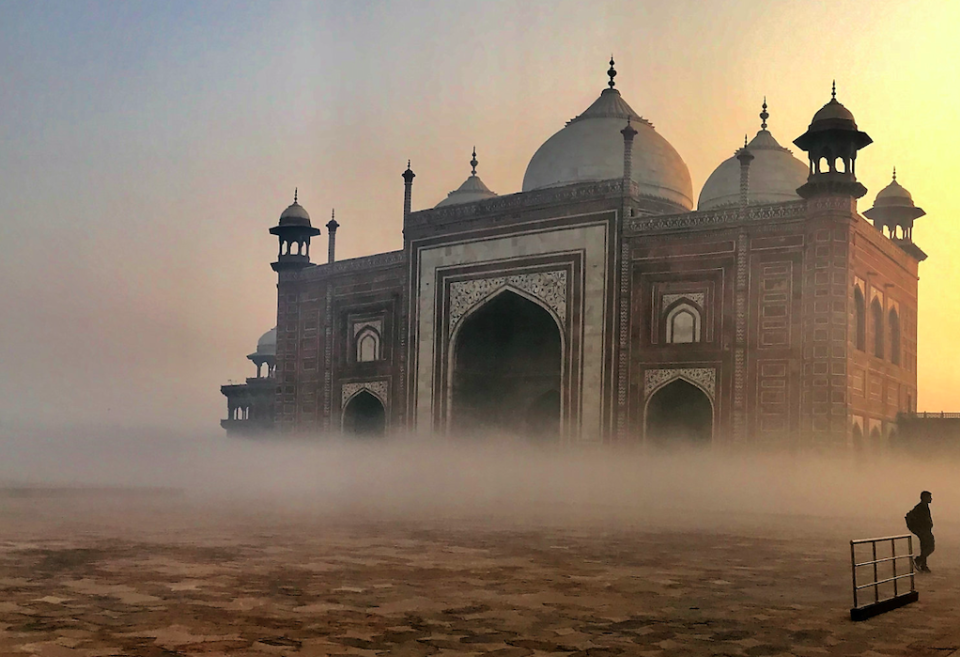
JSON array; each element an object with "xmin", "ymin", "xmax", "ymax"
[{"xmin": 906, "ymin": 502, "xmax": 933, "ymax": 534}]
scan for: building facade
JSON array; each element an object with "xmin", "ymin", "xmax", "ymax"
[{"xmin": 222, "ymin": 64, "xmax": 927, "ymax": 448}]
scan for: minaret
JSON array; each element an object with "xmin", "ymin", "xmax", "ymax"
[
  {"xmin": 793, "ymin": 82, "xmax": 873, "ymax": 199},
  {"xmin": 326, "ymin": 209, "xmax": 339, "ymax": 263},
  {"xmin": 735, "ymin": 134, "xmax": 754, "ymax": 213},
  {"xmin": 402, "ymin": 160, "xmax": 415, "ymax": 221},
  {"xmin": 270, "ymin": 189, "xmax": 321, "ymax": 273},
  {"xmin": 621, "ymin": 117, "xmax": 637, "ymax": 185}
]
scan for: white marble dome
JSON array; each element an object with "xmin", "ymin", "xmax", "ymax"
[
  {"xmin": 698, "ymin": 108, "xmax": 808, "ymax": 211},
  {"xmin": 255, "ymin": 327, "xmax": 277, "ymax": 356},
  {"xmin": 522, "ymin": 84, "xmax": 693, "ymax": 211}
]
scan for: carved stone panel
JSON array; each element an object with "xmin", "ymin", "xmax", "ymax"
[
  {"xmin": 449, "ymin": 271, "xmax": 567, "ymax": 335},
  {"xmin": 662, "ymin": 292, "xmax": 705, "ymax": 309},
  {"xmin": 342, "ymin": 380, "xmax": 389, "ymax": 406},
  {"xmin": 644, "ymin": 367, "xmax": 717, "ymax": 402}
]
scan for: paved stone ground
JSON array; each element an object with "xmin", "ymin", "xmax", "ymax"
[{"xmin": 1, "ymin": 490, "xmax": 958, "ymax": 657}]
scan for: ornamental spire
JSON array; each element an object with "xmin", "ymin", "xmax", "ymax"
[
  {"xmin": 607, "ymin": 56, "xmax": 617, "ymax": 89},
  {"xmin": 294, "ymin": 187, "xmax": 298, "ymax": 204},
  {"xmin": 892, "ymin": 166, "xmax": 897, "ymax": 181},
  {"xmin": 760, "ymin": 97, "xmax": 769, "ymax": 130},
  {"xmin": 831, "ymin": 79, "xmax": 837, "ymax": 100},
  {"xmin": 470, "ymin": 147, "xmax": 478, "ymax": 176}
]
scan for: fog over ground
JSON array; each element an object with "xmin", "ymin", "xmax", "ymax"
[{"xmin": 2, "ymin": 424, "xmax": 956, "ymax": 543}]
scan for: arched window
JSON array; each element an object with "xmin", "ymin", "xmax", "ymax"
[
  {"xmin": 871, "ymin": 298, "xmax": 884, "ymax": 359},
  {"xmin": 665, "ymin": 302, "xmax": 701, "ymax": 344},
  {"xmin": 854, "ymin": 287, "xmax": 866, "ymax": 351},
  {"xmin": 356, "ymin": 328, "xmax": 380, "ymax": 362},
  {"xmin": 889, "ymin": 309, "xmax": 901, "ymax": 365}
]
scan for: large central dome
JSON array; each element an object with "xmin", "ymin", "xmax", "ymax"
[{"xmin": 522, "ymin": 71, "xmax": 693, "ymax": 211}]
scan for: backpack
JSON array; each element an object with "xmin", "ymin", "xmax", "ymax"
[{"xmin": 905, "ymin": 507, "xmax": 921, "ymax": 534}]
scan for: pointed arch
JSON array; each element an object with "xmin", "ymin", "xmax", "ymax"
[
  {"xmin": 854, "ymin": 286, "xmax": 866, "ymax": 351},
  {"xmin": 664, "ymin": 299, "xmax": 702, "ymax": 344},
  {"xmin": 450, "ymin": 283, "xmax": 565, "ymax": 346},
  {"xmin": 871, "ymin": 298, "xmax": 884, "ymax": 359},
  {"xmin": 448, "ymin": 288, "xmax": 563, "ymax": 438},
  {"xmin": 644, "ymin": 377, "xmax": 714, "ymax": 446},
  {"xmin": 356, "ymin": 327, "xmax": 381, "ymax": 362},
  {"xmin": 341, "ymin": 390, "xmax": 386, "ymax": 437},
  {"xmin": 889, "ymin": 308, "xmax": 901, "ymax": 365}
]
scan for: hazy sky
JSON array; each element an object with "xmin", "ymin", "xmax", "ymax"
[{"xmin": 1, "ymin": 0, "xmax": 958, "ymax": 432}]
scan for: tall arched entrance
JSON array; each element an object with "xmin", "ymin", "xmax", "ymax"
[
  {"xmin": 451, "ymin": 290, "xmax": 562, "ymax": 439},
  {"xmin": 342, "ymin": 391, "xmax": 386, "ymax": 438},
  {"xmin": 645, "ymin": 379, "xmax": 713, "ymax": 447}
]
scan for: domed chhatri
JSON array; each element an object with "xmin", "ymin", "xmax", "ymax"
[
  {"xmin": 793, "ymin": 82, "xmax": 873, "ymax": 199},
  {"xmin": 269, "ymin": 189, "xmax": 321, "ymax": 272},
  {"xmin": 243, "ymin": 326, "xmax": 277, "ymax": 380},
  {"xmin": 522, "ymin": 58, "xmax": 693, "ymax": 211},
  {"xmin": 436, "ymin": 147, "xmax": 499, "ymax": 207},
  {"xmin": 864, "ymin": 169, "xmax": 926, "ymax": 249},
  {"xmin": 698, "ymin": 99, "xmax": 808, "ymax": 210}
]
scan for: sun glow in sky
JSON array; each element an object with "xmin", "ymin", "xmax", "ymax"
[{"xmin": 1, "ymin": 0, "xmax": 958, "ymax": 431}]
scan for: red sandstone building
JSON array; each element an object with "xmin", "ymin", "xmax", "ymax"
[{"xmin": 222, "ymin": 63, "xmax": 927, "ymax": 448}]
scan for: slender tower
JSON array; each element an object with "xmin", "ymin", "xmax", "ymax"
[
  {"xmin": 402, "ymin": 160, "xmax": 415, "ymax": 221},
  {"xmin": 326, "ymin": 209, "xmax": 339, "ymax": 264}
]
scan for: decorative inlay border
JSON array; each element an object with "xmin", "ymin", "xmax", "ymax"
[
  {"xmin": 616, "ymin": 238, "xmax": 630, "ymax": 437},
  {"xmin": 342, "ymin": 381, "xmax": 388, "ymax": 406},
  {"xmin": 644, "ymin": 368, "xmax": 716, "ymax": 402},
  {"xmin": 625, "ymin": 200, "xmax": 806, "ymax": 234},
  {"xmin": 448, "ymin": 271, "xmax": 567, "ymax": 335},
  {"xmin": 303, "ymin": 250, "xmax": 405, "ymax": 281},
  {"xmin": 322, "ymin": 287, "xmax": 333, "ymax": 428}
]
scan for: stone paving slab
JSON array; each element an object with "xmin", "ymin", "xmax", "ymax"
[{"xmin": 1, "ymin": 493, "xmax": 958, "ymax": 656}]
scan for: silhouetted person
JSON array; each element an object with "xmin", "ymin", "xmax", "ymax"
[{"xmin": 905, "ymin": 491, "xmax": 934, "ymax": 573}]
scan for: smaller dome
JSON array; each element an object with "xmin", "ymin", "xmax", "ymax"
[
  {"xmin": 698, "ymin": 101, "xmax": 808, "ymax": 211},
  {"xmin": 875, "ymin": 170, "xmax": 915, "ymax": 207},
  {"xmin": 812, "ymin": 98, "xmax": 856, "ymax": 125},
  {"xmin": 256, "ymin": 327, "xmax": 277, "ymax": 356},
  {"xmin": 807, "ymin": 83, "xmax": 858, "ymax": 131},
  {"xmin": 279, "ymin": 189, "xmax": 312, "ymax": 227},
  {"xmin": 436, "ymin": 148, "xmax": 498, "ymax": 207}
]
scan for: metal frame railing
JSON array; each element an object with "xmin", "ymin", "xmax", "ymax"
[
  {"xmin": 900, "ymin": 411, "xmax": 960, "ymax": 419},
  {"xmin": 850, "ymin": 534, "xmax": 918, "ymax": 621}
]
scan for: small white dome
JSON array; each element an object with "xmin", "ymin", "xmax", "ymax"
[
  {"xmin": 698, "ymin": 125, "xmax": 808, "ymax": 211},
  {"xmin": 522, "ymin": 85, "xmax": 693, "ymax": 211},
  {"xmin": 436, "ymin": 148, "xmax": 498, "ymax": 207},
  {"xmin": 256, "ymin": 327, "xmax": 276, "ymax": 356},
  {"xmin": 436, "ymin": 175, "xmax": 498, "ymax": 207}
]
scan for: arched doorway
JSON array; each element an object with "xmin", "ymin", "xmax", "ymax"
[
  {"xmin": 852, "ymin": 424, "xmax": 864, "ymax": 452},
  {"xmin": 451, "ymin": 290, "xmax": 562, "ymax": 438},
  {"xmin": 645, "ymin": 379, "xmax": 713, "ymax": 447},
  {"xmin": 342, "ymin": 391, "xmax": 386, "ymax": 437}
]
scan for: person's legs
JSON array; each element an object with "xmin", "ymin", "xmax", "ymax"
[
  {"xmin": 913, "ymin": 533, "xmax": 926, "ymax": 571},
  {"xmin": 919, "ymin": 533, "xmax": 935, "ymax": 571}
]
